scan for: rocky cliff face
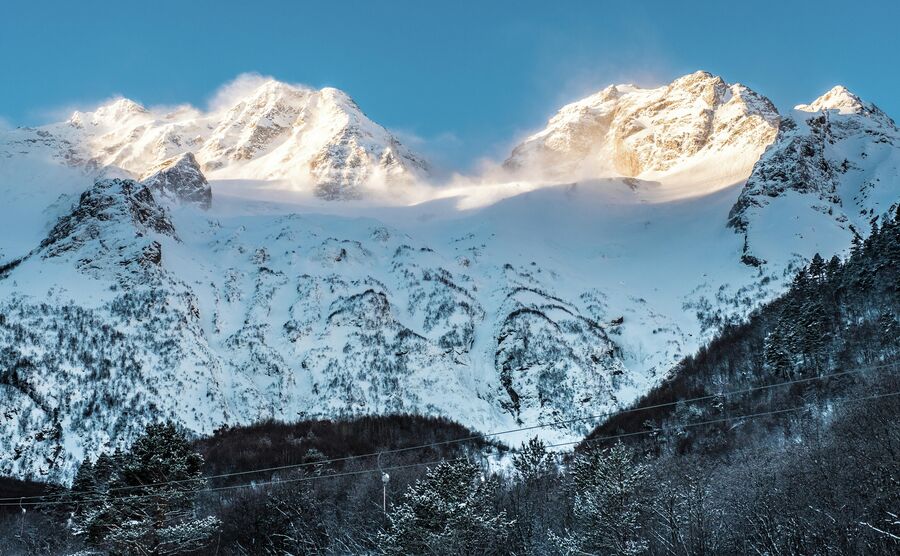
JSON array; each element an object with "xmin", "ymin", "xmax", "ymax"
[{"xmin": 505, "ymin": 71, "xmax": 780, "ymax": 181}]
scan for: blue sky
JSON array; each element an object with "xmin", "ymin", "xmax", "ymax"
[{"xmin": 2, "ymin": 0, "xmax": 898, "ymax": 170}]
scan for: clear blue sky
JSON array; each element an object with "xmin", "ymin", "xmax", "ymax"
[{"xmin": 3, "ymin": 0, "xmax": 898, "ymax": 170}]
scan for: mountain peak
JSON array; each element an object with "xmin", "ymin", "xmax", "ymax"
[
  {"xmin": 40, "ymin": 77, "xmax": 430, "ymax": 198},
  {"xmin": 70, "ymin": 97, "xmax": 149, "ymax": 127},
  {"xmin": 669, "ymin": 70, "xmax": 725, "ymax": 91},
  {"xmin": 140, "ymin": 152, "xmax": 211, "ymax": 209},
  {"xmin": 504, "ymin": 71, "xmax": 778, "ymax": 183},
  {"xmin": 794, "ymin": 85, "xmax": 895, "ymax": 130},
  {"xmin": 796, "ymin": 85, "xmax": 866, "ymax": 114}
]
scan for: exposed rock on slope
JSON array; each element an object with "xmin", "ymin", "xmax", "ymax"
[
  {"xmin": 0, "ymin": 197, "xmax": 640, "ymax": 482},
  {"xmin": 39, "ymin": 178, "xmax": 177, "ymax": 273},
  {"xmin": 505, "ymin": 71, "xmax": 779, "ymax": 181},
  {"xmin": 140, "ymin": 152, "xmax": 212, "ymax": 209}
]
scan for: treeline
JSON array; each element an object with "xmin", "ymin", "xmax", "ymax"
[
  {"xmin": 3, "ymin": 388, "xmax": 896, "ymax": 555},
  {"xmin": 0, "ymin": 416, "xmax": 505, "ymax": 555}
]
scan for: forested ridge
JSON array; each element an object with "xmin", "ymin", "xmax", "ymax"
[
  {"xmin": 591, "ymin": 205, "xmax": 900, "ymax": 450},
  {"xmin": 2, "ymin": 210, "xmax": 899, "ymax": 555}
]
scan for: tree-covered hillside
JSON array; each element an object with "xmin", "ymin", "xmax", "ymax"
[{"xmin": 3, "ymin": 211, "xmax": 899, "ymax": 554}]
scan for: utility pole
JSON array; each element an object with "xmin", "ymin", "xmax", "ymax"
[
  {"xmin": 18, "ymin": 498, "xmax": 25, "ymax": 538},
  {"xmin": 381, "ymin": 472, "xmax": 390, "ymax": 513}
]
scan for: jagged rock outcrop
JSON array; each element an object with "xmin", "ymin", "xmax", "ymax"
[
  {"xmin": 38, "ymin": 178, "xmax": 176, "ymax": 276},
  {"xmin": 140, "ymin": 152, "xmax": 212, "ymax": 208},
  {"xmin": 505, "ymin": 71, "xmax": 779, "ymax": 180}
]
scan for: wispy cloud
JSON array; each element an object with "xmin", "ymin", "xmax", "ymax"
[
  {"xmin": 29, "ymin": 94, "xmax": 130, "ymax": 125},
  {"xmin": 391, "ymin": 128, "xmax": 466, "ymax": 176}
]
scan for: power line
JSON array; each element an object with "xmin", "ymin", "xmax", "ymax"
[
  {"xmin": 2, "ymin": 387, "xmax": 897, "ymax": 507},
  {"xmin": 3, "ymin": 456, "xmax": 470, "ymax": 508},
  {"xmin": 2, "ymin": 361, "xmax": 897, "ymax": 503},
  {"xmin": 547, "ymin": 389, "xmax": 900, "ymax": 450},
  {"xmin": 2, "ymin": 360, "xmax": 896, "ymax": 503}
]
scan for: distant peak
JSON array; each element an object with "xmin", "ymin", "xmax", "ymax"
[
  {"xmin": 320, "ymin": 86, "xmax": 350, "ymax": 100},
  {"xmin": 105, "ymin": 97, "xmax": 147, "ymax": 112},
  {"xmin": 796, "ymin": 85, "xmax": 866, "ymax": 114},
  {"xmin": 247, "ymin": 78, "xmax": 309, "ymax": 101},
  {"xmin": 504, "ymin": 70, "xmax": 778, "ymax": 181},
  {"xmin": 70, "ymin": 97, "xmax": 148, "ymax": 125},
  {"xmin": 675, "ymin": 69, "xmax": 716, "ymax": 81},
  {"xmin": 256, "ymin": 78, "xmax": 300, "ymax": 93},
  {"xmin": 670, "ymin": 70, "xmax": 725, "ymax": 89},
  {"xmin": 318, "ymin": 87, "xmax": 361, "ymax": 112}
]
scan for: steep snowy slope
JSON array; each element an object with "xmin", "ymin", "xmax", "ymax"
[
  {"xmin": 0, "ymin": 183, "xmax": 638, "ymax": 481},
  {"xmin": 0, "ymin": 174, "xmax": 781, "ymax": 483},
  {"xmin": 3, "ymin": 77, "xmax": 428, "ymax": 200},
  {"xmin": 728, "ymin": 86, "xmax": 900, "ymax": 268},
  {"xmin": 504, "ymin": 71, "xmax": 779, "ymax": 192}
]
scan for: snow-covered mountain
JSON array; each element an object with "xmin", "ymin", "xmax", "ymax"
[
  {"xmin": 504, "ymin": 71, "xmax": 780, "ymax": 190},
  {"xmin": 728, "ymin": 86, "xmax": 900, "ymax": 267},
  {"xmin": 1, "ymin": 72, "xmax": 898, "ymax": 483},
  {"xmin": 1, "ymin": 77, "xmax": 429, "ymax": 200}
]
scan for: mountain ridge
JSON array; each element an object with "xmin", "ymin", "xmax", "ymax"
[
  {"xmin": 503, "ymin": 71, "xmax": 780, "ymax": 188},
  {"xmin": 7, "ymin": 77, "xmax": 429, "ymax": 201}
]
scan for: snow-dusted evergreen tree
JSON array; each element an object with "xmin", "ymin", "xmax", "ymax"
[
  {"xmin": 509, "ymin": 437, "xmax": 561, "ymax": 553},
  {"xmin": 763, "ymin": 327, "xmax": 792, "ymax": 378},
  {"xmin": 512, "ymin": 437, "xmax": 555, "ymax": 482},
  {"xmin": 555, "ymin": 442, "xmax": 650, "ymax": 556},
  {"xmin": 71, "ymin": 422, "xmax": 219, "ymax": 555},
  {"xmin": 379, "ymin": 459, "xmax": 513, "ymax": 555}
]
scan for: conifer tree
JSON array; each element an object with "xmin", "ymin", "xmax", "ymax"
[
  {"xmin": 764, "ymin": 327, "xmax": 792, "ymax": 378},
  {"xmin": 380, "ymin": 459, "xmax": 513, "ymax": 555},
  {"xmin": 513, "ymin": 437, "xmax": 555, "ymax": 482},
  {"xmin": 72, "ymin": 422, "xmax": 220, "ymax": 555},
  {"xmin": 809, "ymin": 253, "xmax": 826, "ymax": 282},
  {"xmin": 555, "ymin": 443, "xmax": 650, "ymax": 555}
]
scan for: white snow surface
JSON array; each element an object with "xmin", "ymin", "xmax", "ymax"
[{"xmin": 0, "ymin": 72, "xmax": 898, "ymax": 483}]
